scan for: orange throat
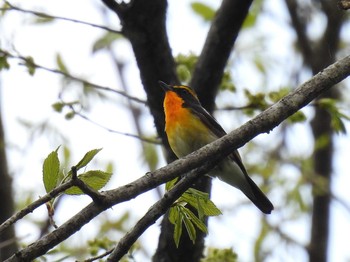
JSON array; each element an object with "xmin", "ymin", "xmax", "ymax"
[{"xmin": 164, "ymin": 91, "xmax": 187, "ymax": 132}]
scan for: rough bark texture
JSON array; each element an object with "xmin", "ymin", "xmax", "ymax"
[
  {"xmin": 0, "ymin": 113, "xmax": 18, "ymax": 260},
  {"xmin": 285, "ymin": 1, "xmax": 345, "ymax": 261}
]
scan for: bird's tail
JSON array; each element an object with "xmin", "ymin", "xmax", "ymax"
[{"xmin": 243, "ymin": 175, "xmax": 274, "ymax": 214}]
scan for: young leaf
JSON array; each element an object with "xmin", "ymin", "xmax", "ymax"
[
  {"xmin": 182, "ymin": 208, "xmax": 197, "ymax": 243},
  {"xmin": 43, "ymin": 147, "xmax": 61, "ymax": 193},
  {"xmin": 181, "ymin": 188, "xmax": 222, "ymax": 216},
  {"xmin": 142, "ymin": 143, "xmax": 159, "ymax": 171},
  {"xmin": 75, "ymin": 148, "xmax": 102, "ymax": 171},
  {"xmin": 184, "ymin": 206, "xmax": 208, "ymax": 234},
  {"xmin": 56, "ymin": 53, "xmax": 68, "ymax": 74},
  {"xmin": 65, "ymin": 170, "xmax": 112, "ymax": 195},
  {"xmin": 287, "ymin": 111, "xmax": 307, "ymax": 123},
  {"xmin": 0, "ymin": 54, "xmax": 10, "ymax": 70},
  {"xmin": 25, "ymin": 56, "xmax": 36, "ymax": 75},
  {"xmin": 204, "ymin": 248, "xmax": 238, "ymax": 262},
  {"xmin": 32, "ymin": 16, "xmax": 55, "ymax": 24},
  {"xmin": 190, "ymin": 2, "xmax": 215, "ymax": 22},
  {"xmin": 172, "ymin": 206, "xmax": 183, "ymax": 247},
  {"xmin": 165, "ymin": 177, "xmax": 178, "ymax": 191},
  {"xmin": 92, "ymin": 32, "xmax": 122, "ymax": 53}
]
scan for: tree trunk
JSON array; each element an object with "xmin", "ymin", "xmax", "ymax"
[
  {"xmin": 0, "ymin": 112, "xmax": 18, "ymax": 260},
  {"xmin": 285, "ymin": 1, "xmax": 344, "ymax": 261}
]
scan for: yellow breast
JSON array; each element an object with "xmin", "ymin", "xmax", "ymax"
[{"xmin": 164, "ymin": 91, "xmax": 216, "ymax": 157}]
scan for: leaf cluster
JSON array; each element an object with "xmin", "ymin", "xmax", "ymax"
[
  {"xmin": 42, "ymin": 147, "xmax": 112, "ymax": 222},
  {"xmin": 166, "ymin": 179, "xmax": 222, "ymax": 247}
]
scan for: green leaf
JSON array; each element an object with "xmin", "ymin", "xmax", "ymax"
[
  {"xmin": 191, "ymin": 2, "xmax": 215, "ymax": 22},
  {"xmin": 244, "ymin": 89, "xmax": 268, "ymax": 111},
  {"xmin": 184, "ymin": 206, "xmax": 208, "ymax": 234},
  {"xmin": 172, "ymin": 206, "xmax": 183, "ymax": 247},
  {"xmin": 268, "ymin": 88, "xmax": 290, "ymax": 102},
  {"xmin": 203, "ymin": 248, "xmax": 238, "ymax": 262},
  {"xmin": 92, "ymin": 32, "xmax": 122, "ymax": 53},
  {"xmin": 56, "ymin": 53, "xmax": 68, "ymax": 74},
  {"xmin": 64, "ymin": 111, "xmax": 75, "ymax": 120},
  {"xmin": 25, "ymin": 56, "xmax": 36, "ymax": 75},
  {"xmin": 166, "ymin": 177, "xmax": 178, "ymax": 191},
  {"xmin": 52, "ymin": 102, "xmax": 64, "ymax": 113},
  {"xmin": 175, "ymin": 53, "xmax": 198, "ymax": 83},
  {"xmin": 314, "ymin": 134, "xmax": 330, "ymax": 150},
  {"xmin": 182, "ymin": 208, "xmax": 197, "ymax": 243},
  {"xmin": 0, "ymin": 54, "xmax": 10, "ymax": 70},
  {"xmin": 142, "ymin": 143, "xmax": 159, "ymax": 171},
  {"xmin": 75, "ymin": 148, "xmax": 102, "ymax": 171},
  {"xmin": 287, "ymin": 110, "xmax": 307, "ymax": 123},
  {"xmin": 65, "ymin": 170, "xmax": 112, "ymax": 195},
  {"xmin": 43, "ymin": 147, "xmax": 61, "ymax": 193},
  {"xmin": 32, "ymin": 16, "xmax": 55, "ymax": 24},
  {"xmin": 1, "ymin": 2, "xmax": 10, "ymax": 16},
  {"xmin": 317, "ymin": 98, "xmax": 350, "ymax": 134},
  {"xmin": 242, "ymin": 0, "xmax": 263, "ymax": 29},
  {"xmin": 219, "ymin": 72, "xmax": 236, "ymax": 92},
  {"xmin": 181, "ymin": 188, "xmax": 222, "ymax": 217}
]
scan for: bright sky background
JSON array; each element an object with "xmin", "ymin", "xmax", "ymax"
[{"xmin": 1, "ymin": 0, "xmax": 350, "ymax": 261}]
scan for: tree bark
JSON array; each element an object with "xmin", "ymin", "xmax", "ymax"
[{"xmin": 0, "ymin": 112, "xmax": 18, "ymax": 260}]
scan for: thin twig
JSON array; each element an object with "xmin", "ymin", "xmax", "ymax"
[
  {"xmin": 2, "ymin": 1, "xmax": 122, "ymax": 34},
  {"xmin": 70, "ymin": 166, "xmax": 106, "ymax": 204},
  {"xmin": 0, "ymin": 49, "xmax": 146, "ymax": 104},
  {"xmin": 0, "ymin": 180, "xmax": 75, "ymax": 235},
  {"xmin": 72, "ymin": 109, "xmax": 160, "ymax": 144},
  {"xmin": 82, "ymin": 248, "xmax": 113, "ymax": 262}
]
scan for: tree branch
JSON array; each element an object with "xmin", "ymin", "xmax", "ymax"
[
  {"xmin": 285, "ymin": 0, "xmax": 313, "ymax": 66},
  {"xmin": 190, "ymin": 0, "xmax": 253, "ymax": 112},
  {"xmin": 5, "ymin": 54, "xmax": 350, "ymax": 261},
  {"xmin": 0, "ymin": 180, "xmax": 75, "ymax": 235},
  {"xmin": 3, "ymin": 1, "xmax": 122, "ymax": 34},
  {"xmin": 0, "ymin": 49, "xmax": 146, "ymax": 105}
]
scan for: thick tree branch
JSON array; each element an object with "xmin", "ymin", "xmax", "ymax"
[
  {"xmin": 190, "ymin": 0, "xmax": 253, "ymax": 112},
  {"xmin": 5, "ymin": 55, "xmax": 350, "ymax": 262}
]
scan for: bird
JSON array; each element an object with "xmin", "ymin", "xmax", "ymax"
[{"xmin": 159, "ymin": 81, "xmax": 273, "ymax": 214}]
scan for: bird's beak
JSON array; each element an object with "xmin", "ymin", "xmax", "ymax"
[{"xmin": 159, "ymin": 81, "xmax": 173, "ymax": 92}]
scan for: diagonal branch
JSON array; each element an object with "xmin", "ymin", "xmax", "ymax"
[
  {"xmin": 0, "ymin": 180, "xmax": 75, "ymax": 235},
  {"xmin": 5, "ymin": 55, "xmax": 350, "ymax": 262},
  {"xmin": 190, "ymin": 0, "xmax": 253, "ymax": 112}
]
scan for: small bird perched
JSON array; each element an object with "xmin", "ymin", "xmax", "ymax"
[{"xmin": 160, "ymin": 81, "xmax": 273, "ymax": 214}]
